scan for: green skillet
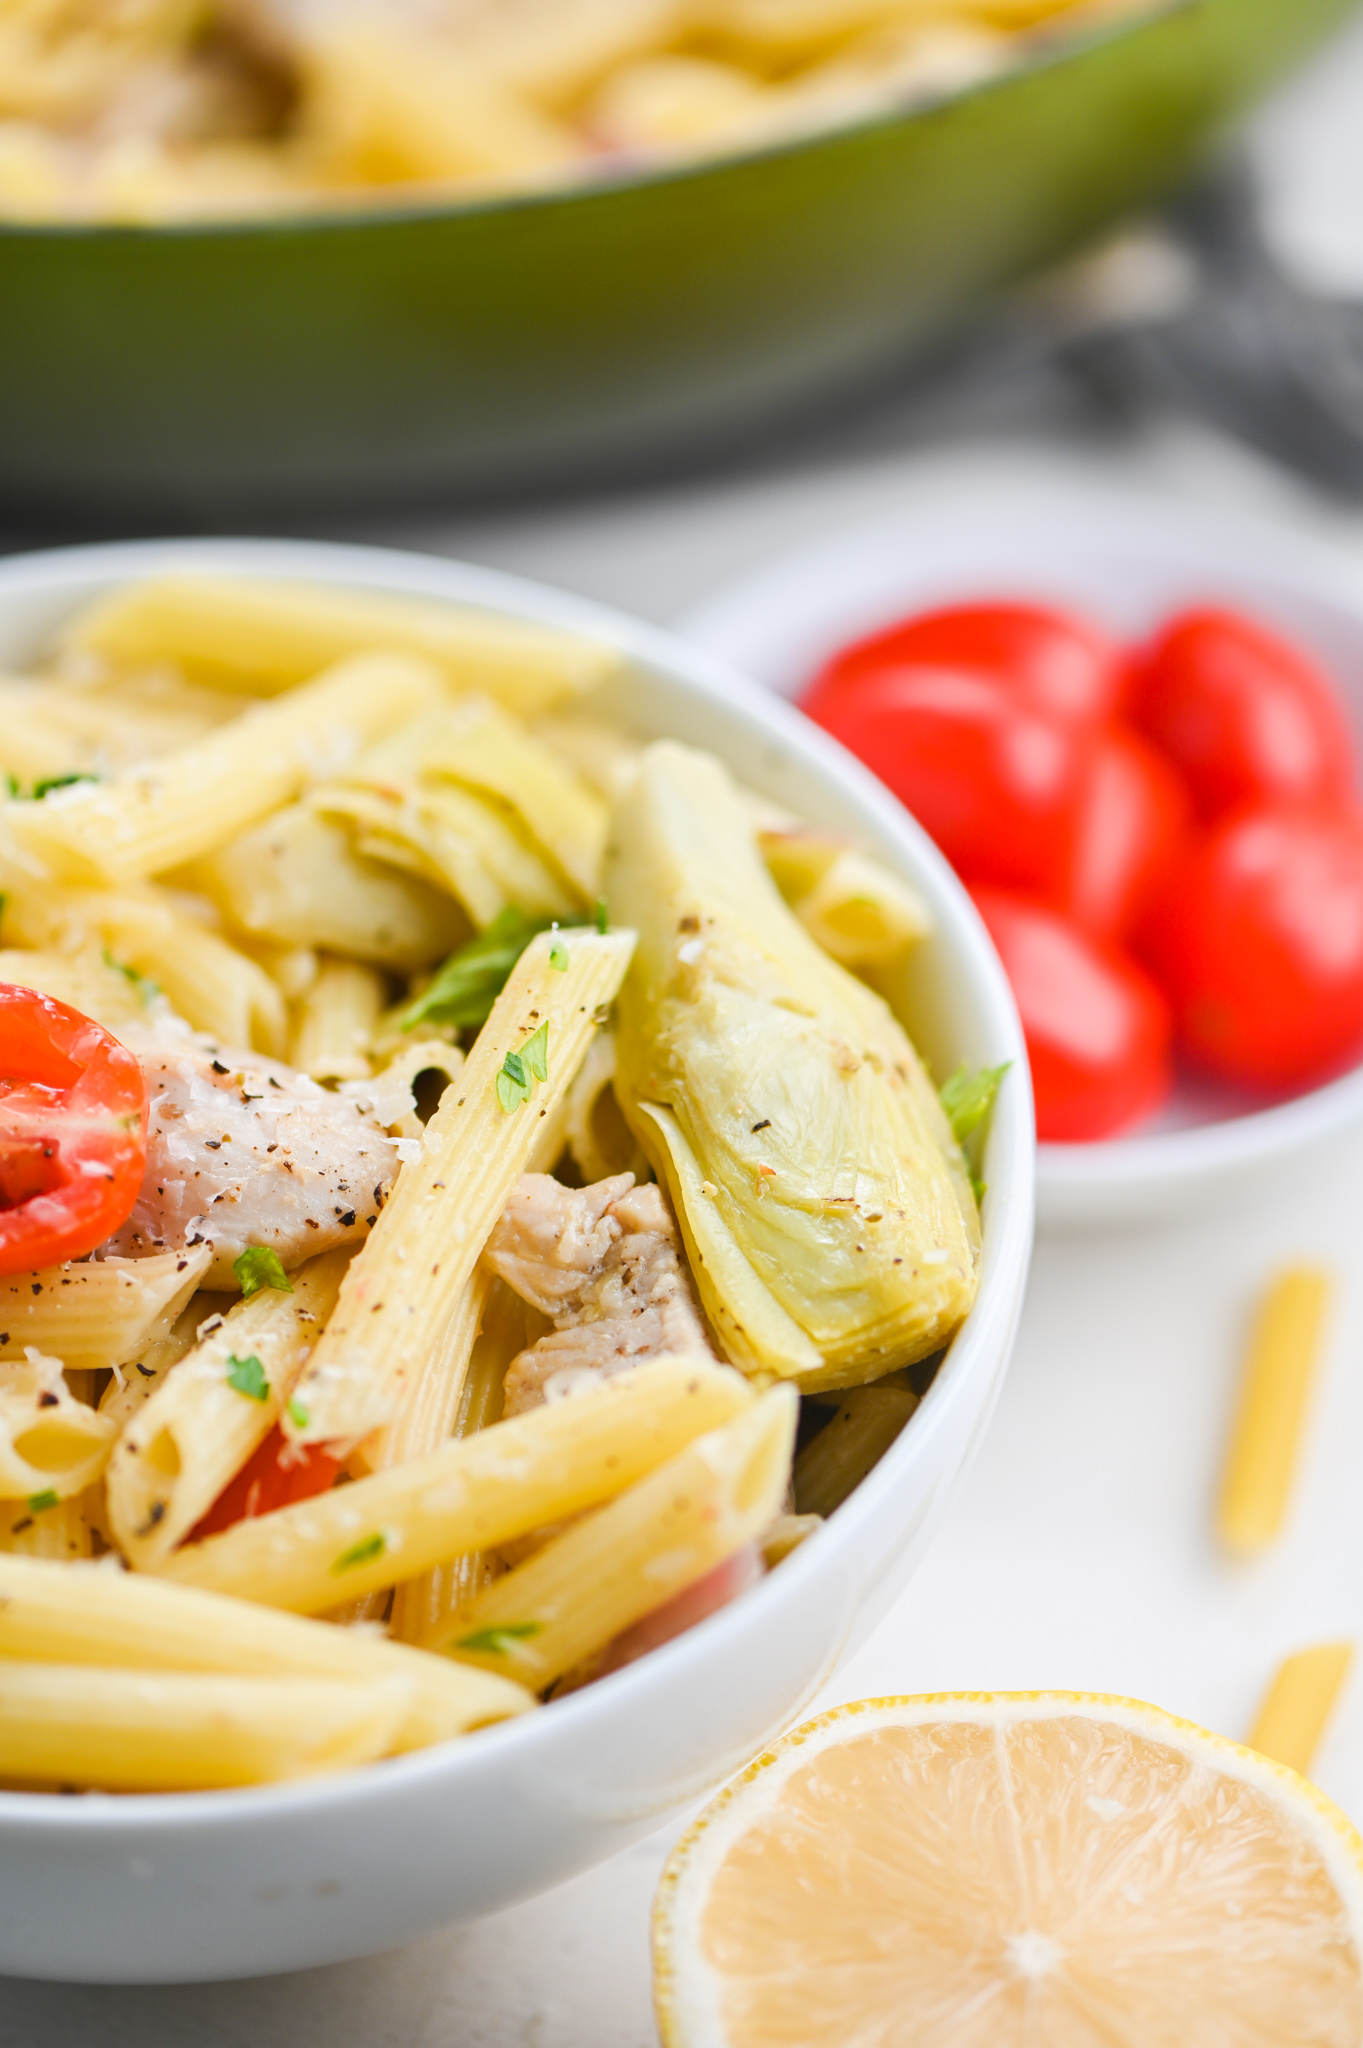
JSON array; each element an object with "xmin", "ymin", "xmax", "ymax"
[{"xmin": 0, "ymin": 0, "xmax": 1355, "ymax": 521}]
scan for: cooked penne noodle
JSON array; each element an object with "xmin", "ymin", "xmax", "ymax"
[
  {"xmin": 760, "ymin": 832, "xmax": 933, "ymax": 968},
  {"xmin": 388, "ymin": 1273, "xmax": 518, "ymax": 1647},
  {"xmin": 563, "ymin": 1027, "xmax": 643, "ymax": 1182},
  {"xmin": 98, "ymin": 1295, "xmax": 223, "ymax": 1429},
  {"xmin": 792, "ymin": 1382, "xmax": 919, "ymax": 1517},
  {"xmin": 284, "ymin": 926, "xmax": 635, "ymax": 1444},
  {"xmin": 63, "ymin": 575, "xmax": 620, "ymax": 715},
  {"xmin": 348, "ymin": 1037, "xmax": 466, "ymax": 1144},
  {"xmin": 0, "ymin": 1663, "xmax": 413, "ymax": 1790},
  {"xmin": 0, "ymin": 1555, "xmax": 533, "ymax": 1751},
  {"xmin": 106, "ymin": 1250, "xmax": 351, "ymax": 1568},
  {"xmin": 0, "ymin": 673, "xmax": 235, "ymax": 786},
  {"xmin": 160, "ymin": 1355, "xmax": 753, "ymax": 1612},
  {"xmin": 193, "ymin": 801, "xmax": 465, "ymax": 970},
  {"xmin": 289, "ymin": 957, "xmax": 387, "ymax": 1080},
  {"xmin": 0, "ymin": 1353, "xmax": 119, "ymax": 1501},
  {"xmin": 0, "ymin": 1488, "xmax": 95, "ymax": 1560},
  {"xmin": 0, "ymin": 1245, "xmax": 210, "ymax": 1374},
  {"xmin": 1218, "ymin": 1268, "xmax": 1331, "ymax": 1556},
  {"xmin": 6, "ymin": 652, "xmax": 446, "ymax": 884},
  {"xmin": 439, "ymin": 1386, "xmax": 797, "ymax": 1688},
  {"xmin": 364, "ymin": 1269, "xmax": 492, "ymax": 1479}
]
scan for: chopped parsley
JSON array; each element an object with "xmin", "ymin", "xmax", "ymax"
[
  {"xmin": 594, "ymin": 898, "xmax": 609, "ymax": 935},
  {"xmin": 453, "ymin": 1620, "xmax": 543, "ymax": 1656},
  {"xmin": 225, "ymin": 1352, "xmax": 269, "ymax": 1403},
  {"xmin": 26, "ymin": 1488, "xmax": 59, "ymax": 1514},
  {"xmin": 496, "ymin": 1023, "xmax": 550, "ymax": 1113},
  {"xmin": 103, "ymin": 948, "xmax": 160, "ymax": 1004},
  {"xmin": 402, "ymin": 908, "xmax": 557, "ymax": 1034},
  {"xmin": 331, "ymin": 1532, "xmax": 387, "ymax": 1575},
  {"xmin": 549, "ymin": 936, "xmax": 570, "ymax": 972},
  {"xmin": 233, "ymin": 1246, "xmax": 293, "ymax": 1300},
  {"xmin": 939, "ymin": 1063, "xmax": 1009, "ymax": 1146},
  {"xmin": 2, "ymin": 776, "xmax": 16, "ymax": 800},
  {"xmin": 286, "ymin": 1396, "xmax": 310, "ymax": 1431},
  {"xmin": 32, "ymin": 772, "xmax": 98, "ymax": 801}
]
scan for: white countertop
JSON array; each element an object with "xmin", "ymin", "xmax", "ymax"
[{"xmin": 12, "ymin": 17, "xmax": 1363, "ymax": 2041}]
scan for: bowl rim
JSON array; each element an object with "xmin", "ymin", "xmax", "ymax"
[
  {"xmin": 0, "ymin": 0, "xmax": 1191, "ymax": 248},
  {"xmin": 0, "ymin": 532, "xmax": 1034, "ymax": 1835},
  {"xmin": 674, "ymin": 459, "xmax": 1363, "ymax": 1207}
]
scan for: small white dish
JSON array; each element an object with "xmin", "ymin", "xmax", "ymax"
[
  {"xmin": 0, "ymin": 537, "xmax": 1032, "ymax": 1984},
  {"xmin": 679, "ymin": 458, "xmax": 1363, "ymax": 1229}
]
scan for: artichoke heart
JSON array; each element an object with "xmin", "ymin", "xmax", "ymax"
[{"xmin": 606, "ymin": 742, "xmax": 980, "ymax": 1394}]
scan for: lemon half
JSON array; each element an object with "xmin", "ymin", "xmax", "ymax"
[{"xmin": 654, "ymin": 1692, "xmax": 1363, "ymax": 2047}]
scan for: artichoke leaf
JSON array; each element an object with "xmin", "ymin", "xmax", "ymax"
[{"xmin": 607, "ymin": 742, "xmax": 979, "ymax": 1391}]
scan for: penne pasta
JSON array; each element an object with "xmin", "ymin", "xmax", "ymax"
[
  {"xmin": 193, "ymin": 801, "xmax": 465, "ymax": 971},
  {"xmin": 0, "ymin": 943, "xmax": 146, "ymax": 1031},
  {"xmin": 363, "ymin": 1270, "xmax": 492, "ymax": 1479},
  {"xmin": 0, "ymin": 1487, "xmax": 96, "ymax": 1559},
  {"xmin": 63, "ymin": 575, "xmax": 620, "ymax": 715},
  {"xmin": 289, "ymin": 957, "xmax": 388, "ymax": 1081},
  {"xmin": 159, "ymin": 1355, "xmax": 753, "ymax": 1613},
  {"xmin": 0, "ymin": 1245, "xmax": 211, "ymax": 1374},
  {"xmin": 0, "ymin": 1351, "xmax": 119, "ymax": 1501},
  {"xmin": 0, "ymin": 1555, "xmax": 533, "ymax": 1752},
  {"xmin": 354, "ymin": 1038, "xmax": 465, "ymax": 1142},
  {"xmin": 98, "ymin": 1294, "xmax": 224, "ymax": 1430},
  {"xmin": 759, "ymin": 827, "xmax": 933, "ymax": 969},
  {"xmin": 6, "ymin": 651, "xmax": 446, "ymax": 884},
  {"xmin": 0, "ymin": 1663, "xmax": 413, "ymax": 1790},
  {"xmin": 106, "ymin": 1249, "xmax": 351, "ymax": 1569},
  {"xmin": 792, "ymin": 1382, "xmax": 919, "ymax": 1517},
  {"xmin": 439, "ymin": 1385, "xmax": 797, "ymax": 1689},
  {"xmin": 283, "ymin": 926, "xmax": 635, "ymax": 1445}
]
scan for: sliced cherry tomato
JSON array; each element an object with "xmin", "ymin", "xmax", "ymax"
[
  {"xmin": 1053, "ymin": 726, "xmax": 1191, "ymax": 941},
  {"xmin": 1126, "ymin": 608, "xmax": 1356, "ymax": 820},
  {"xmin": 971, "ymin": 888, "xmax": 1173, "ymax": 1142},
  {"xmin": 1143, "ymin": 805, "xmax": 1363, "ymax": 1091},
  {"xmin": 190, "ymin": 1425, "xmax": 344, "ymax": 1541},
  {"xmin": 807, "ymin": 601, "xmax": 1121, "ymax": 726},
  {"xmin": 804, "ymin": 668, "xmax": 1092, "ymax": 893},
  {"xmin": 0, "ymin": 984, "xmax": 147, "ymax": 1275}
]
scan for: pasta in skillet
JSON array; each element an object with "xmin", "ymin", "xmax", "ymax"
[{"xmin": 0, "ymin": 570, "xmax": 995, "ymax": 1791}]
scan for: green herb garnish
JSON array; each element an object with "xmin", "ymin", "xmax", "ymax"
[
  {"xmin": 26, "ymin": 1488, "xmax": 59, "ymax": 1515},
  {"xmin": 939, "ymin": 1063, "xmax": 1009, "ymax": 1146},
  {"xmin": 549, "ymin": 936, "xmax": 569, "ymax": 971},
  {"xmin": 233, "ymin": 1246, "xmax": 294, "ymax": 1300},
  {"xmin": 103, "ymin": 948, "xmax": 160, "ymax": 1004},
  {"xmin": 496, "ymin": 1049, "xmax": 529, "ymax": 1114},
  {"xmin": 32, "ymin": 772, "xmax": 98, "ymax": 801},
  {"xmin": 453, "ymin": 1620, "xmax": 543, "ymax": 1656},
  {"xmin": 286, "ymin": 1397, "xmax": 310, "ymax": 1431},
  {"xmin": 225, "ymin": 1352, "xmax": 269, "ymax": 1403},
  {"xmin": 402, "ymin": 908, "xmax": 555, "ymax": 1034},
  {"xmin": 331, "ymin": 1532, "xmax": 387, "ymax": 1575},
  {"xmin": 2, "ymin": 775, "xmax": 17, "ymax": 800},
  {"xmin": 520, "ymin": 1022, "xmax": 549, "ymax": 1083},
  {"xmin": 594, "ymin": 898, "xmax": 609, "ymax": 935}
]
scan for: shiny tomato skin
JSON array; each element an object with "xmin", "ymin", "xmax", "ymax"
[
  {"xmin": 1145, "ymin": 805, "xmax": 1363, "ymax": 1091},
  {"xmin": 1055, "ymin": 726, "xmax": 1192, "ymax": 941},
  {"xmin": 971, "ymin": 887, "xmax": 1173, "ymax": 1142},
  {"xmin": 1127, "ymin": 608, "xmax": 1356, "ymax": 820},
  {"xmin": 805, "ymin": 668, "xmax": 1091, "ymax": 893},
  {"xmin": 808, "ymin": 602, "xmax": 1121, "ymax": 725},
  {"xmin": 190, "ymin": 1425, "xmax": 344, "ymax": 1540},
  {"xmin": 0, "ymin": 984, "xmax": 148, "ymax": 1274}
]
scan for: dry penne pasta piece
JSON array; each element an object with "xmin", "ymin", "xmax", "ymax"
[
  {"xmin": 0, "ymin": 1487, "xmax": 95, "ymax": 1559},
  {"xmin": 0, "ymin": 1555, "xmax": 533, "ymax": 1751},
  {"xmin": 106, "ymin": 1249, "xmax": 351, "ymax": 1569},
  {"xmin": 1248, "ymin": 1643, "xmax": 1354, "ymax": 1779},
  {"xmin": 63, "ymin": 575, "xmax": 620, "ymax": 715},
  {"xmin": 5, "ymin": 652, "xmax": 445, "ymax": 884},
  {"xmin": 284, "ymin": 926, "xmax": 635, "ymax": 1445},
  {"xmin": 388, "ymin": 1274, "xmax": 519, "ymax": 1647},
  {"xmin": 0, "ymin": 1245, "xmax": 210, "ymax": 1374},
  {"xmin": 1218, "ymin": 1268, "xmax": 1331, "ymax": 1556},
  {"xmin": 792, "ymin": 1382, "xmax": 919, "ymax": 1518},
  {"xmin": 439, "ymin": 1385, "xmax": 797, "ymax": 1689},
  {"xmin": 160, "ymin": 1355, "xmax": 753, "ymax": 1612},
  {"xmin": 0, "ymin": 1663, "xmax": 412, "ymax": 1790},
  {"xmin": 0, "ymin": 1351, "xmax": 118, "ymax": 1501},
  {"xmin": 193, "ymin": 801, "xmax": 464, "ymax": 971},
  {"xmin": 289, "ymin": 957, "xmax": 387, "ymax": 1081}
]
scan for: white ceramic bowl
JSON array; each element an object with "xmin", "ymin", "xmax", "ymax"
[
  {"xmin": 0, "ymin": 538, "xmax": 1032, "ymax": 1985},
  {"xmin": 679, "ymin": 459, "xmax": 1363, "ymax": 1229}
]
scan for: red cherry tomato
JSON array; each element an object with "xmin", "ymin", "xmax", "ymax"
[
  {"xmin": 808, "ymin": 601, "xmax": 1121, "ymax": 725},
  {"xmin": 804, "ymin": 668, "xmax": 1092, "ymax": 893},
  {"xmin": 190, "ymin": 1425, "xmax": 344, "ymax": 1541},
  {"xmin": 971, "ymin": 888, "xmax": 1173, "ymax": 1141},
  {"xmin": 1127, "ymin": 608, "xmax": 1356, "ymax": 820},
  {"xmin": 0, "ymin": 984, "xmax": 148, "ymax": 1275},
  {"xmin": 1144, "ymin": 805, "xmax": 1363, "ymax": 1091},
  {"xmin": 1054, "ymin": 726, "xmax": 1191, "ymax": 941}
]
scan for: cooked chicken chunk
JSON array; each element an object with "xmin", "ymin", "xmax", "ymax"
[
  {"xmin": 483, "ymin": 1171, "xmax": 715, "ymax": 1415},
  {"xmin": 103, "ymin": 1027, "xmax": 399, "ymax": 1286}
]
